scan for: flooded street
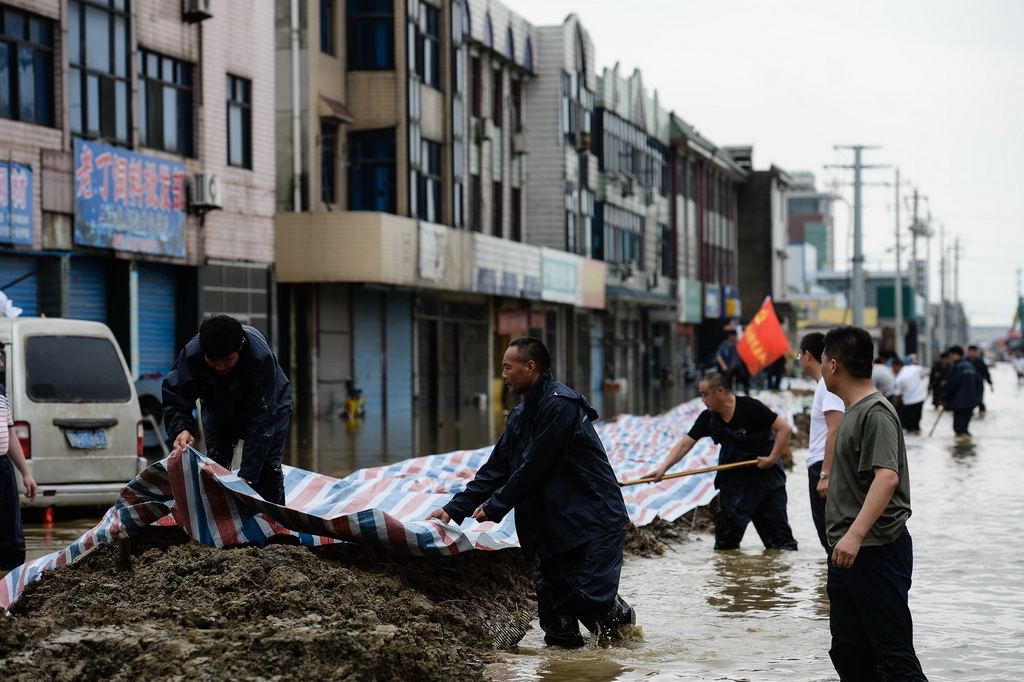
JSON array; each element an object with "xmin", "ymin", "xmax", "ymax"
[{"xmin": 20, "ymin": 364, "xmax": 1024, "ymax": 680}]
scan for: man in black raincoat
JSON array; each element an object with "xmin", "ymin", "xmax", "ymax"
[
  {"xmin": 428, "ymin": 337, "xmax": 633, "ymax": 648},
  {"xmin": 649, "ymin": 371, "xmax": 798, "ymax": 551},
  {"xmin": 941, "ymin": 345, "xmax": 979, "ymax": 438},
  {"xmin": 163, "ymin": 315, "xmax": 293, "ymax": 505}
]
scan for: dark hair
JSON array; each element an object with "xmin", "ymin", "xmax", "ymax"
[
  {"xmin": 725, "ymin": 329, "xmax": 738, "ymax": 338},
  {"xmin": 947, "ymin": 345, "xmax": 964, "ymax": 357},
  {"xmin": 823, "ymin": 325, "xmax": 873, "ymax": 380},
  {"xmin": 200, "ymin": 315, "xmax": 244, "ymax": 360},
  {"xmin": 939, "ymin": 351, "xmax": 950, "ymax": 359},
  {"xmin": 509, "ymin": 336, "xmax": 551, "ymax": 373},
  {"xmin": 891, "ymin": 356, "xmax": 904, "ymax": 367},
  {"xmin": 967, "ymin": 345, "xmax": 978, "ymax": 351},
  {"xmin": 701, "ymin": 371, "xmax": 729, "ymax": 392},
  {"xmin": 799, "ymin": 332, "xmax": 826, "ymax": 362}
]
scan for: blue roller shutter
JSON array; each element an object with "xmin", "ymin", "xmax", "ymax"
[
  {"xmin": 0, "ymin": 255, "xmax": 38, "ymax": 317},
  {"xmin": 352, "ymin": 290, "xmax": 384, "ymax": 417},
  {"xmin": 384, "ymin": 291, "xmax": 413, "ymax": 457},
  {"xmin": 68, "ymin": 257, "xmax": 108, "ymax": 322},
  {"xmin": 137, "ymin": 263, "xmax": 177, "ymax": 376}
]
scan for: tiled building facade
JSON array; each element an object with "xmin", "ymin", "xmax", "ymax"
[{"xmin": 0, "ymin": 0, "xmax": 276, "ymax": 385}]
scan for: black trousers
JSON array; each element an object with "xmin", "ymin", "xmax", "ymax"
[
  {"xmin": 828, "ymin": 528, "xmax": 928, "ymax": 681},
  {"xmin": 952, "ymin": 409, "xmax": 973, "ymax": 436},
  {"xmin": 715, "ymin": 475, "xmax": 798, "ymax": 551},
  {"xmin": 897, "ymin": 402, "xmax": 923, "ymax": 432},
  {"xmin": 807, "ymin": 462, "xmax": 829, "ymax": 552},
  {"xmin": 0, "ymin": 455, "xmax": 25, "ymax": 570},
  {"xmin": 535, "ymin": 527, "xmax": 628, "ymax": 647},
  {"xmin": 203, "ymin": 411, "xmax": 289, "ymax": 505}
]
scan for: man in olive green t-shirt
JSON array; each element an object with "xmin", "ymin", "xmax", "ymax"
[{"xmin": 821, "ymin": 326, "xmax": 927, "ymax": 682}]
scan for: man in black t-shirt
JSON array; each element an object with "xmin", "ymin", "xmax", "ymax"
[{"xmin": 649, "ymin": 372, "xmax": 798, "ymax": 551}]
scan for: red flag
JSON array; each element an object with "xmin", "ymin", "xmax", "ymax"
[{"xmin": 737, "ymin": 296, "xmax": 791, "ymax": 376}]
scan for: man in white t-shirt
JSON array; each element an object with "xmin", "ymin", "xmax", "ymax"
[
  {"xmin": 891, "ymin": 356, "xmax": 927, "ymax": 434},
  {"xmin": 799, "ymin": 332, "xmax": 846, "ymax": 552}
]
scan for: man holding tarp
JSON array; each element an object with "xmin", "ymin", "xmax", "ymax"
[
  {"xmin": 427, "ymin": 337, "xmax": 634, "ymax": 648},
  {"xmin": 649, "ymin": 371, "xmax": 798, "ymax": 551}
]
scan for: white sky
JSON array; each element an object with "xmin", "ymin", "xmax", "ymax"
[{"xmin": 510, "ymin": 0, "xmax": 1024, "ymax": 327}]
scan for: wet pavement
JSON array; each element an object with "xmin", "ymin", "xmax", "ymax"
[{"xmin": 21, "ymin": 364, "xmax": 1024, "ymax": 680}]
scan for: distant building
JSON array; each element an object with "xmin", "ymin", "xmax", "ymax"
[{"xmin": 787, "ymin": 172, "xmax": 837, "ymax": 271}]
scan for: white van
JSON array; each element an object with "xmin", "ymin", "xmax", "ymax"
[{"xmin": 0, "ymin": 317, "xmax": 146, "ymax": 507}]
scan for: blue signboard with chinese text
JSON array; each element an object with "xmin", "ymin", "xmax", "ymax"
[
  {"xmin": 0, "ymin": 162, "xmax": 34, "ymax": 245},
  {"xmin": 73, "ymin": 139, "xmax": 186, "ymax": 258}
]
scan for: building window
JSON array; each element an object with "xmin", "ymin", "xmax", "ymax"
[
  {"xmin": 138, "ymin": 50, "xmax": 192, "ymax": 156},
  {"xmin": 594, "ymin": 203, "xmax": 644, "ymax": 268},
  {"xmin": 0, "ymin": 7, "xmax": 54, "ymax": 126},
  {"xmin": 492, "ymin": 67, "xmax": 503, "ymax": 127},
  {"xmin": 492, "ymin": 181, "xmax": 503, "ymax": 237},
  {"xmin": 511, "ymin": 187, "xmax": 521, "ymax": 241},
  {"xmin": 415, "ymin": 3, "xmax": 439, "ymax": 88},
  {"xmin": 470, "ymin": 56, "xmax": 482, "ymax": 118},
  {"xmin": 321, "ymin": 123, "xmax": 338, "ymax": 204},
  {"xmin": 418, "ymin": 139, "xmax": 441, "ymax": 222},
  {"xmin": 348, "ymin": 0, "xmax": 393, "ymax": 70},
  {"xmin": 470, "ymin": 175, "xmax": 481, "ymax": 231},
  {"xmin": 68, "ymin": 0, "xmax": 130, "ymax": 144},
  {"xmin": 320, "ymin": 0, "xmax": 335, "ymax": 55},
  {"xmin": 226, "ymin": 74, "xmax": 252, "ymax": 168},
  {"xmin": 349, "ymin": 128, "xmax": 396, "ymax": 213},
  {"xmin": 658, "ymin": 224, "xmax": 672, "ymax": 278}
]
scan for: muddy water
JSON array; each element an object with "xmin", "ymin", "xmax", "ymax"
[
  {"xmin": 21, "ymin": 365, "xmax": 1024, "ymax": 680},
  {"xmin": 491, "ymin": 363, "xmax": 1024, "ymax": 681}
]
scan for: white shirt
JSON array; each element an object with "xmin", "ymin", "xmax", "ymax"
[
  {"xmin": 806, "ymin": 377, "xmax": 845, "ymax": 467},
  {"xmin": 893, "ymin": 365, "xmax": 927, "ymax": 405}
]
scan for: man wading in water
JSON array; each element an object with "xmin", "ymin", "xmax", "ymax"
[{"xmin": 427, "ymin": 337, "xmax": 634, "ymax": 648}]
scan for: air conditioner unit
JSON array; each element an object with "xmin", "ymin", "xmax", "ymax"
[
  {"xmin": 183, "ymin": 0, "xmax": 213, "ymax": 22},
  {"xmin": 511, "ymin": 131, "xmax": 527, "ymax": 156},
  {"xmin": 191, "ymin": 173, "xmax": 223, "ymax": 210},
  {"xmin": 576, "ymin": 130, "xmax": 591, "ymax": 152},
  {"xmin": 474, "ymin": 117, "xmax": 494, "ymax": 143}
]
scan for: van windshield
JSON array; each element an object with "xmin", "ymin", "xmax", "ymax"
[{"xmin": 26, "ymin": 336, "xmax": 132, "ymax": 402}]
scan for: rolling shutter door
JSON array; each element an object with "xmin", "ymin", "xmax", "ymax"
[
  {"xmin": 68, "ymin": 258, "xmax": 108, "ymax": 322},
  {"xmin": 0, "ymin": 255, "xmax": 38, "ymax": 317},
  {"xmin": 352, "ymin": 290, "xmax": 383, "ymax": 416},
  {"xmin": 384, "ymin": 291, "xmax": 413, "ymax": 457},
  {"xmin": 137, "ymin": 263, "xmax": 177, "ymax": 376}
]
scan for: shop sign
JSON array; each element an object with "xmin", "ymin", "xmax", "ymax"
[
  {"xmin": 73, "ymin": 138, "xmax": 186, "ymax": 257},
  {"xmin": 0, "ymin": 161, "xmax": 33, "ymax": 245}
]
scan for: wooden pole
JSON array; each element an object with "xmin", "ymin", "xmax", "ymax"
[{"xmin": 619, "ymin": 459, "xmax": 759, "ymax": 487}]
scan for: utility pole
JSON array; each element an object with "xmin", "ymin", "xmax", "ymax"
[
  {"xmin": 894, "ymin": 168, "xmax": 904, "ymax": 358},
  {"xmin": 954, "ymin": 237, "xmax": 962, "ymax": 345},
  {"xmin": 938, "ymin": 223, "xmax": 946, "ymax": 352},
  {"xmin": 826, "ymin": 146, "xmax": 887, "ymax": 327},
  {"xmin": 909, "ymin": 192, "xmax": 932, "ymax": 365}
]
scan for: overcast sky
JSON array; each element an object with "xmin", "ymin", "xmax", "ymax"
[{"xmin": 511, "ymin": 0, "xmax": 1024, "ymax": 328}]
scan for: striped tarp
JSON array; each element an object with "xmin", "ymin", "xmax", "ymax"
[{"xmin": 1, "ymin": 392, "xmax": 803, "ymax": 610}]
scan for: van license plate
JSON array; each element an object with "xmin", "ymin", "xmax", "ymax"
[{"xmin": 66, "ymin": 429, "xmax": 108, "ymax": 449}]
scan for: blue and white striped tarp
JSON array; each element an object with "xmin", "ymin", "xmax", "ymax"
[{"xmin": 1, "ymin": 393, "xmax": 802, "ymax": 610}]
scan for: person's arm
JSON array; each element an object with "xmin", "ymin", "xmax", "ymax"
[
  {"xmin": 237, "ymin": 352, "xmax": 288, "ymax": 484},
  {"xmin": 434, "ymin": 432, "xmax": 513, "ymax": 524},
  {"xmin": 759, "ymin": 415, "xmax": 791, "ymax": 469},
  {"xmin": 162, "ymin": 346, "xmax": 201, "ymax": 450},
  {"xmin": 831, "ymin": 466, "xmax": 899, "ymax": 568},
  {"xmin": 651, "ymin": 434, "xmax": 698, "ymax": 481},
  {"xmin": 6, "ymin": 426, "xmax": 36, "ymax": 501},
  {"xmin": 716, "ymin": 351, "xmax": 728, "ymax": 372},
  {"xmin": 816, "ymin": 410, "xmax": 843, "ymax": 498},
  {"xmin": 480, "ymin": 399, "xmax": 578, "ymax": 522}
]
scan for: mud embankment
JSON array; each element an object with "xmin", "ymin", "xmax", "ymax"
[{"xmin": 0, "ymin": 508, "xmax": 714, "ymax": 681}]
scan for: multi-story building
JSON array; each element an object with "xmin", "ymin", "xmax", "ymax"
[
  {"xmin": 727, "ymin": 146, "xmax": 793, "ymax": 333},
  {"xmin": 0, "ymin": 0, "xmax": 276, "ymax": 380},
  {"xmin": 591, "ymin": 65, "xmax": 675, "ymax": 414},
  {"xmin": 274, "ymin": 0, "xmax": 612, "ymax": 461},
  {"xmin": 669, "ymin": 118, "xmax": 748, "ymax": 367},
  {"xmin": 787, "ymin": 171, "xmax": 837, "ymax": 271}
]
